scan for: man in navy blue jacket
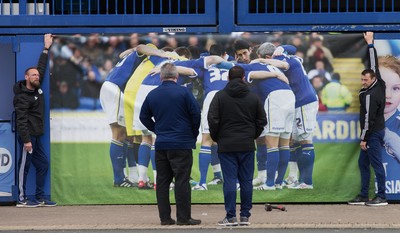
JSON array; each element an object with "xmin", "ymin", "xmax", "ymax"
[{"xmin": 140, "ymin": 63, "xmax": 201, "ymax": 225}]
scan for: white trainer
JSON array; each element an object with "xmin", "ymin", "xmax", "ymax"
[
  {"xmin": 252, "ymin": 177, "xmax": 266, "ymax": 186},
  {"xmin": 207, "ymin": 178, "xmax": 223, "ymax": 185},
  {"xmin": 192, "ymin": 184, "xmax": 208, "ymax": 191},
  {"xmin": 289, "ymin": 182, "xmax": 313, "ymax": 190},
  {"xmin": 254, "ymin": 184, "xmax": 276, "ymax": 190},
  {"xmin": 283, "ymin": 176, "xmax": 297, "ymax": 186}
]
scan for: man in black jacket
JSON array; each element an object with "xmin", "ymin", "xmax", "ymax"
[
  {"xmin": 13, "ymin": 34, "xmax": 55, "ymax": 208},
  {"xmin": 348, "ymin": 32, "xmax": 387, "ymax": 206},
  {"xmin": 208, "ymin": 66, "xmax": 267, "ymax": 226}
]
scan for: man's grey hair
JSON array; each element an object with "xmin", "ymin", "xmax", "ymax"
[
  {"xmin": 257, "ymin": 42, "xmax": 276, "ymax": 58},
  {"xmin": 160, "ymin": 62, "xmax": 178, "ymax": 80}
]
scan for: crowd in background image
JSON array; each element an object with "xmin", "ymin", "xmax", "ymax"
[{"xmin": 48, "ymin": 31, "xmax": 359, "ymax": 111}]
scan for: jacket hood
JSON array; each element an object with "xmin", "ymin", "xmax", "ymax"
[
  {"xmin": 13, "ymin": 80, "xmax": 33, "ymax": 95},
  {"xmin": 224, "ymin": 78, "xmax": 249, "ymax": 98}
]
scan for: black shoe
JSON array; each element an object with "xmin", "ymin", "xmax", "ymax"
[
  {"xmin": 161, "ymin": 218, "xmax": 176, "ymax": 225},
  {"xmin": 177, "ymin": 218, "xmax": 201, "ymax": 225},
  {"xmin": 348, "ymin": 195, "xmax": 369, "ymax": 205},
  {"xmin": 365, "ymin": 196, "xmax": 388, "ymax": 206}
]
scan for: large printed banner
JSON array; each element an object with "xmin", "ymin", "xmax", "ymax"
[
  {"xmin": 0, "ymin": 123, "xmax": 14, "ymax": 197},
  {"xmin": 49, "ymin": 33, "xmax": 400, "ymax": 204}
]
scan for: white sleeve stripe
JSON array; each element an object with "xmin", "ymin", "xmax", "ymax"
[
  {"xmin": 361, "ymin": 94, "xmax": 371, "ymax": 140},
  {"xmin": 246, "ymin": 71, "xmax": 253, "ymax": 83},
  {"xmin": 188, "ymin": 69, "xmax": 198, "ymax": 78},
  {"xmin": 369, "ymin": 47, "xmax": 377, "ymax": 73}
]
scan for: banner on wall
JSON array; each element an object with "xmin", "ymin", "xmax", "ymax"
[
  {"xmin": 0, "ymin": 123, "xmax": 14, "ymax": 197},
  {"xmin": 49, "ymin": 33, "xmax": 400, "ymax": 204}
]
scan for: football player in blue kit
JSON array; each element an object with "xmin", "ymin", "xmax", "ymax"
[
  {"xmin": 99, "ymin": 47, "xmax": 146, "ymax": 187},
  {"xmin": 262, "ymin": 43, "xmax": 319, "ymax": 189}
]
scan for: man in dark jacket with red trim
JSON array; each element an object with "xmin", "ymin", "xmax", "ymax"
[
  {"xmin": 13, "ymin": 34, "xmax": 55, "ymax": 207},
  {"xmin": 208, "ymin": 65, "xmax": 267, "ymax": 226},
  {"xmin": 348, "ymin": 32, "xmax": 387, "ymax": 206}
]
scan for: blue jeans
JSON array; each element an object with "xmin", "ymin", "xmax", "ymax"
[
  {"xmin": 358, "ymin": 129, "xmax": 386, "ymax": 198},
  {"xmin": 219, "ymin": 151, "xmax": 254, "ymax": 218}
]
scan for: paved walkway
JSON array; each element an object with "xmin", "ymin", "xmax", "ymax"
[{"xmin": 1, "ymin": 204, "xmax": 399, "ymax": 230}]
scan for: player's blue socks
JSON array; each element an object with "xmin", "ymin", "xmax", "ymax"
[
  {"xmin": 291, "ymin": 143, "xmax": 301, "ymax": 162},
  {"xmin": 256, "ymin": 143, "xmax": 267, "ymax": 172},
  {"xmin": 211, "ymin": 144, "xmax": 222, "ymax": 179},
  {"xmin": 138, "ymin": 142, "xmax": 151, "ymax": 167},
  {"xmin": 125, "ymin": 141, "xmax": 139, "ymax": 182},
  {"xmin": 110, "ymin": 139, "xmax": 125, "ymax": 184},
  {"xmin": 138, "ymin": 142, "xmax": 151, "ymax": 182},
  {"xmin": 276, "ymin": 145, "xmax": 290, "ymax": 185},
  {"xmin": 126, "ymin": 141, "xmax": 136, "ymax": 167},
  {"xmin": 150, "ymin": 145, "xmax": 156, "ymax": 170},
  {"xmin": 298, "ymin": 143, "xmax": 315, "ymax": 185},
  {"xmin": 266, "ymin": 147, "xmax": 279, "ymax": 187},
  {"xmin": 199, "ymin": 146, "xmax": 212, "ymax": 185}
]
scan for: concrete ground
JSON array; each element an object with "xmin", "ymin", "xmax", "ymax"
[{"xmin": 0, "ymin": 204, "xmax": 399, "ymax": 230}]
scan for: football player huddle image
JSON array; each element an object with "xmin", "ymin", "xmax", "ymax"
[{"xmin": 47, "ymin": 32, "xmax": 400, "ymax": 204}]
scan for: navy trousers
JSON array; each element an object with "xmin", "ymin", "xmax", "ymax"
[
  {"xmin": 358, "ymin": 129, "xmax": 386, "ymax": 199},
  {"xmin": 17, "ymin": 135, "xmax": 49, "ymax": 202},
  {"xmin": 218, "ymin": 151, "xmax": 254, "ymax": 219}
]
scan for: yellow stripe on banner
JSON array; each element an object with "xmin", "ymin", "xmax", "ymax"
[
  {"xmin": 124, "ymin": 58, "xmax": 156, "ymax": 136},
  {"xmin": 124, "ymin": 52, "xmax": 187, "ymax": 136}
]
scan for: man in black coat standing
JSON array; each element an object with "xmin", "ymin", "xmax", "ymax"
[
  {"xmin": 14, "ymin": 34, "xmax": 55, "ymax": 207},
  {"xmin": 208, "ymin": 65, "xmax": 267, "ymax": 226},
  {"xmin": 348, "ymin": 32, "xmax": 387, "ymax": 206}
]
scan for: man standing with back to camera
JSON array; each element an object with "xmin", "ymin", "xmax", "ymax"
[
  {"xmin": 208, "ymin": 66, "xmax": 267, "ymax": 226},
  {"xmin": 140, "ymin": 63, "xmax": 201, "ymax": 225},
  {"xmin": 14, "ymin": 34, "xmax": 56, "ymax": 207},
  {"xmin": 348, "ymin": 31, "xmax": 387, "ymax": 206}
]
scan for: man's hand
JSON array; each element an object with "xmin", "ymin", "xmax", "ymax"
[
  {"xmin": 24, "ymin": 142, "xmax": 33, "ymax": 154},
  {"xmin": 384, "ymin": 128, "xmax": 400, "ymax": 162},
  {"xmin": 364, "ymin": 32, "xmax": 374, "ymax": 45},
  {"xmin": 44, "ymin": 34, "xmax": 53, "ymax": 49},
  {"xmin": 274, "ymin": 72, "xmax": 289, "ymax": 84},
  {"xmin": 360, "ymin": 140, "xmax": 368, "ymax": 151},
  {"xmin": 149, "ymin": 66, "xmax": 161, "ymax": 76},
  {"xmin": 272, "ymin": 46, "xmax": 284, "ymax": 57}
]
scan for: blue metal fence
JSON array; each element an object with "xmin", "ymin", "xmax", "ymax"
[
  {"xmin": 237, "ymin": 0, "xmax": 400, "ymax": 31},
  {"xmin": 1, "ymin": 0, "xmax": 400, "ymax": 33},
  {"xmin": 0, "ymin": 0, "xmax": 216, "ymax": 33}
]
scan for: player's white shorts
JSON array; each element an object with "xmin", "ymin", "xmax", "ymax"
[
  {"xmin": 292, "ymin": 100, "xmax": 319, "ymax": 140},
  {"xmin": 99, "ymin": 81, "xmax": 125, "ymax": 126},
  {"xmin": 260, "ymin": 89, "xmax": 295, "ymax": 137},
  {"xmin": 201, "ymin": 90, "xmax": 218, "ymax": 134},
  {"xmin": 133, "ymin": 84, "xmax": 157, "ymax": 131}
]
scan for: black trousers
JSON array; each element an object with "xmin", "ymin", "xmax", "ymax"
[{"xmin": 155, "ymin": 149, "xmax": 193, "ymax": 222}]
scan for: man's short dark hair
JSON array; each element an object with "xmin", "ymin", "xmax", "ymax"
[
  {"xmin": 187, "ymin": 45, "xmax": 200, "ymax": 59},
  {"xmin": 361, "ymin": 68, "xmax": 376, "ymax": 79},
  {"xmin": 209, "ymin": 44, "xmax": 224, "ymax": 56},
  {"xmin": 228, "ymin": 66, "xmax": 245, "ymax": 80},
  {"xmin": 233, "ymin": 39, "xmax": 250, "ymax": 52},
  {"xmin": 161, "ymin": 46, "xmax": 174, "ymax": 52},
  {"xmin": 174, "ymin": 46, "xmax": 192, "ymax": 59}
]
